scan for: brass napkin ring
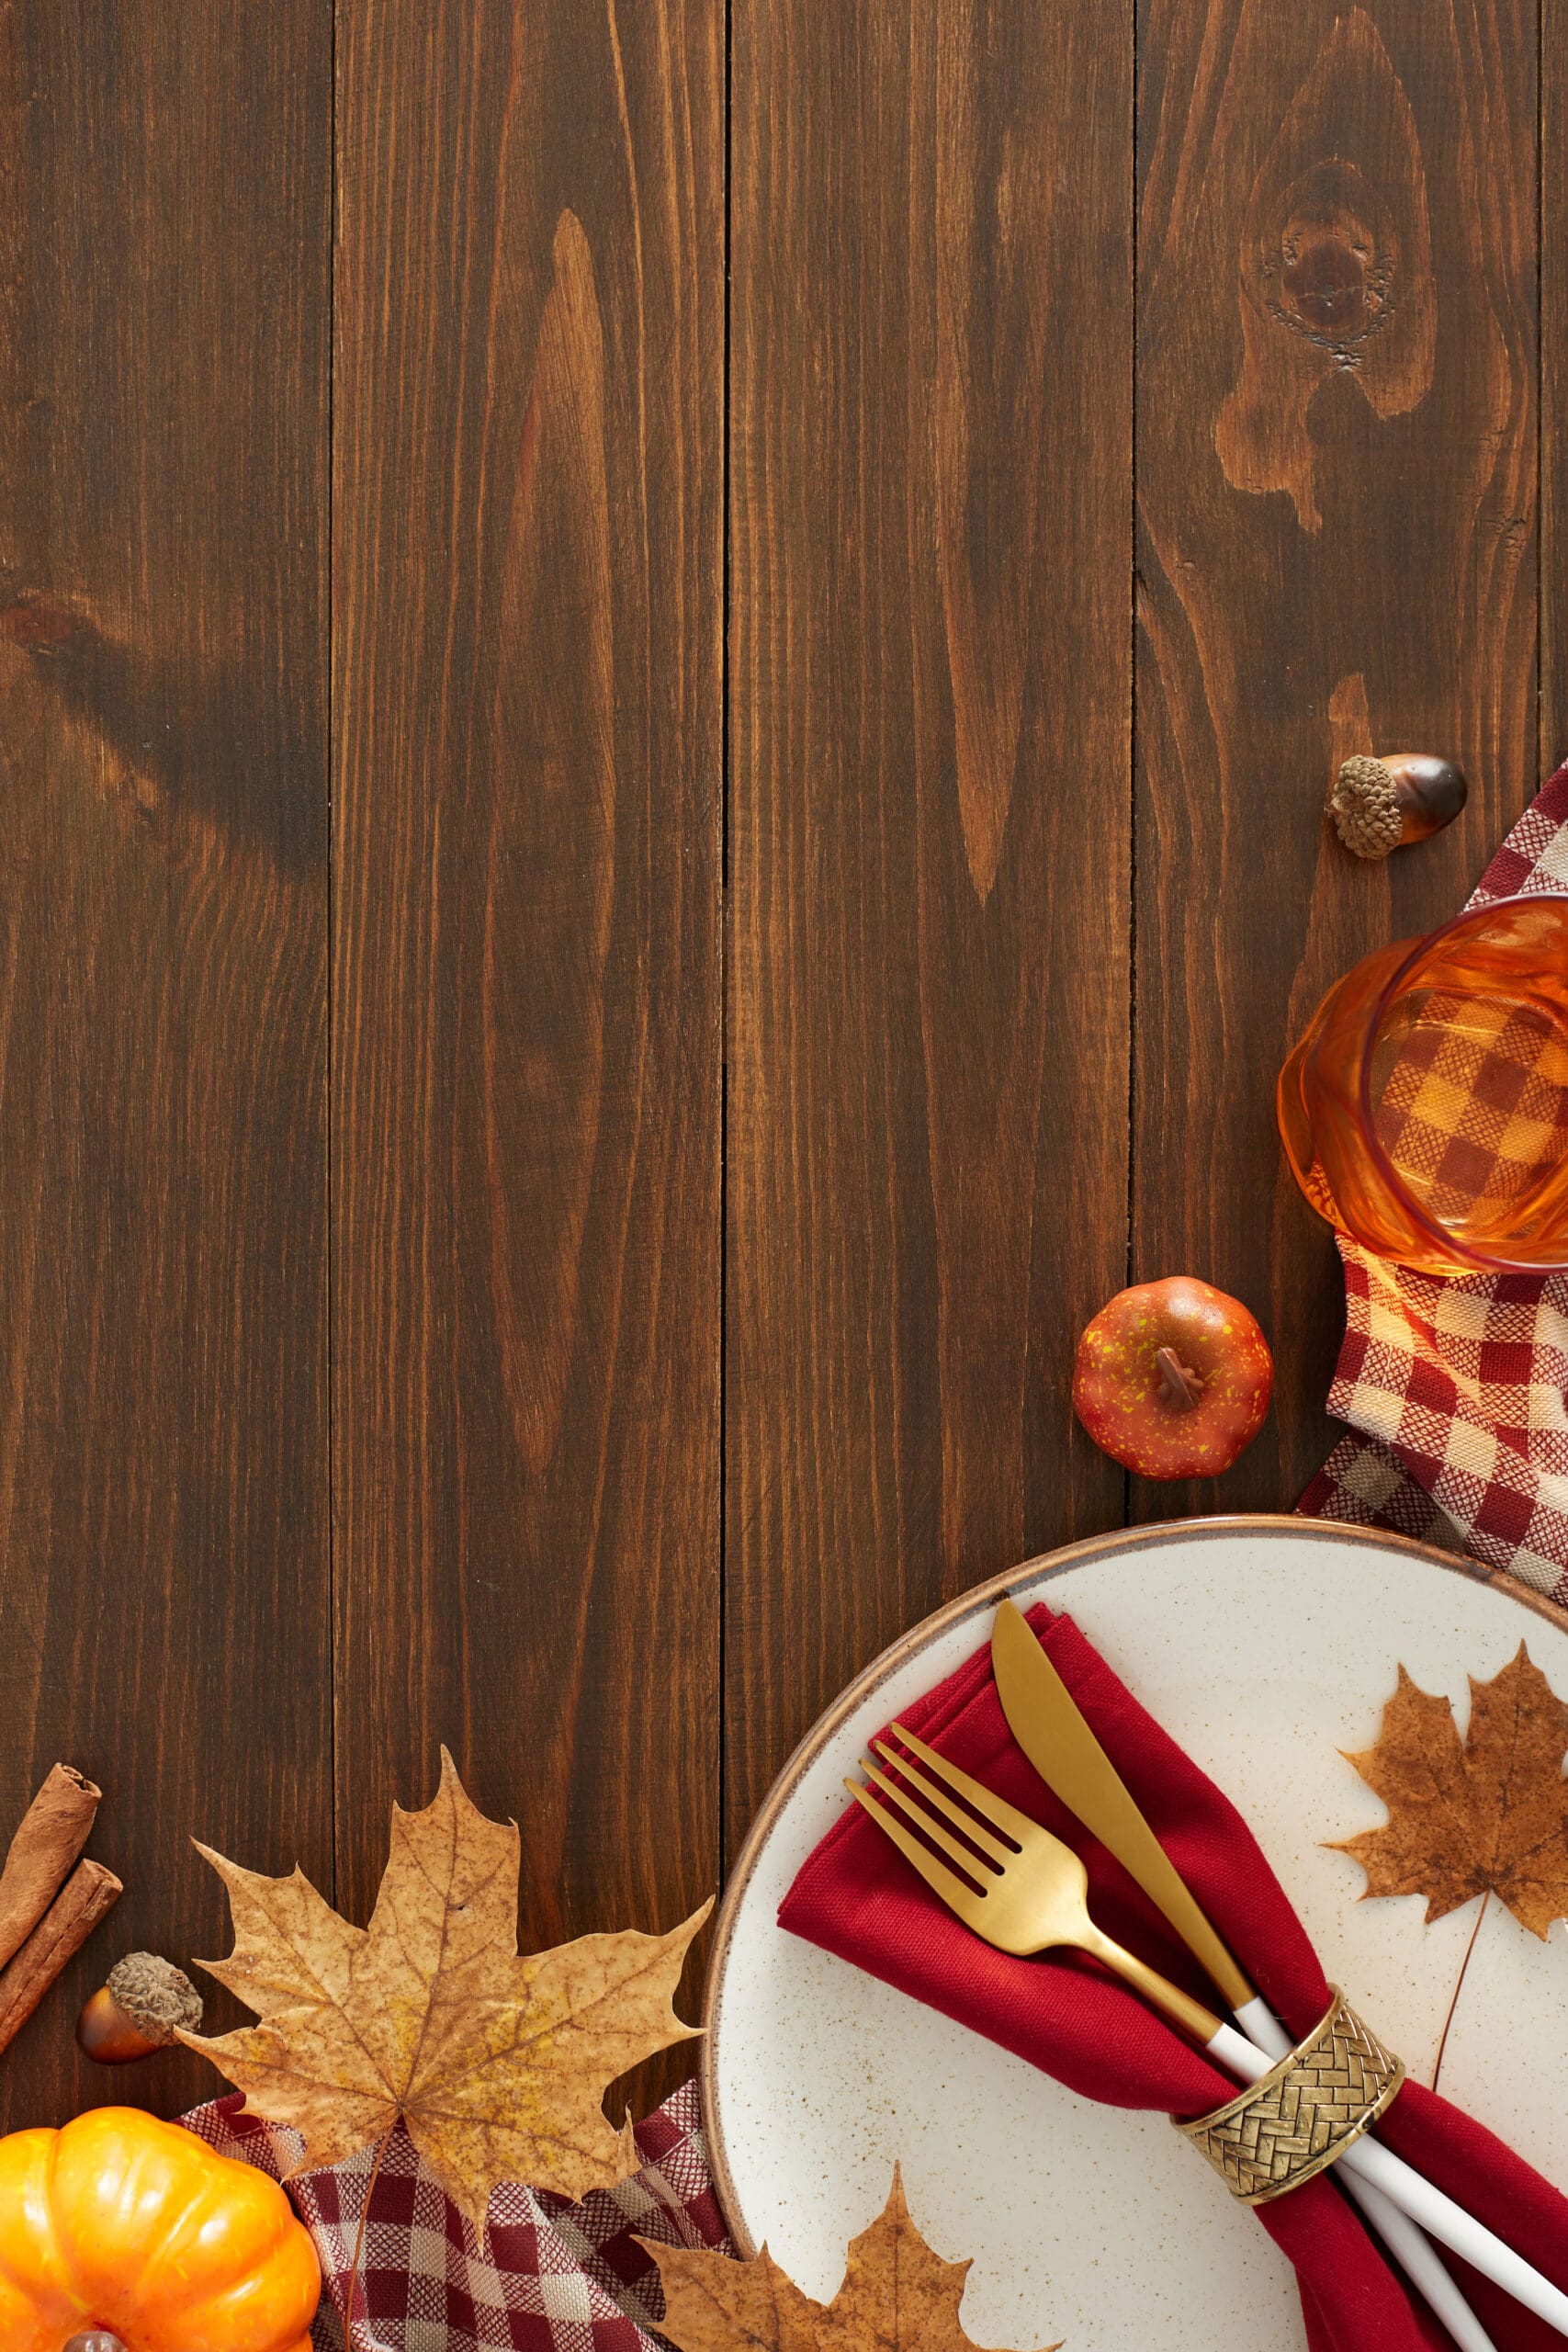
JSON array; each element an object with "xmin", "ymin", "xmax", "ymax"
[{"xmin": 1176, "ymin": 1986, "xmax": 1404, "ymax": 2205}]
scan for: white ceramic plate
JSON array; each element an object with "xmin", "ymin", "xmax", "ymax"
[{"xmin": 702, "ymin": 1519, "xmax": 1568, "ymax": 2351}]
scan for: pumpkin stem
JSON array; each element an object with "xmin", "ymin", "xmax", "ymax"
[{"xmin": 65, "ymin": 2335, "xmax": 129, "ymax": 2351}]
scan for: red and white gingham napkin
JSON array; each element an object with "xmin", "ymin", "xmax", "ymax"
[
  {"xmin": 1297, "ymin": 762, "xmax": 1568, "ymax": 1606},
  {"xmin": 181, "ymin": 2081, "xmax": 728, "ymax": 2352}
]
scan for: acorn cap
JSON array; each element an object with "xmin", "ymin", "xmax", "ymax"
[
  {"xmin": 1330, "ymin": 754, "xmax": 1404, "ymax": 859},
  {"xmin": 104, "ymin": 1951, "xmax": 204, "ymax": 2048}
]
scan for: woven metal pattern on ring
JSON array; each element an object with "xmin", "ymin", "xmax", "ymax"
[{"xmin": 1176, "ymin": 1986, "xmax": 1404, "ymax": 2205}]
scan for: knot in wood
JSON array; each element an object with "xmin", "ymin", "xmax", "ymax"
[{"xmin": 1281, "ymin": 229, "xmax": 1367, "ymax": 340}]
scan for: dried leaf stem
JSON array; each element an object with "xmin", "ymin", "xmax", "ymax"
[{"xmin": 1430, "ymin": 1889, "xmax": 1489, "ymax": 2095}]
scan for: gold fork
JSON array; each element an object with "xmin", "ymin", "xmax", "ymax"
[
  {"xmin": 847, "ymin": 1720, "xmax": 1568, "ymax": 2339},
  {"xmin": 847, "ymin": 1720, "xmax": 1221, "ymax": 2044}
]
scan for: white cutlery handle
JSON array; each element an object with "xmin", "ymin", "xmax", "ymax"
[
  {"xmin": 1209, "ymin": 2022, "xmax": 1568, "ymax": 2337},
  {"xmin": 1344, "ymin": 2135, "xmax": 1568, "ymax": 2336},
  {"xmin": 1231, "ymin": 1998, "xmax": 1495, "ymax": 2352},
  {"xmin": 1337, "ymin": 2172, "xmax": 1496, "ymax": 2352}
]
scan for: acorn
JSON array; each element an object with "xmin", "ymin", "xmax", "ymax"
[
  {"xmin": 76, "ymin": 1951, "xmax": 203, "ymax": 2064},
  {"xmin": 1329, "ymin": 752, "xmax": 1467, "ymax": 859}
]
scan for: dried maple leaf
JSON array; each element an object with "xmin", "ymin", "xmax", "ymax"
[
  {"xmin": 181, "ymin": 1747, "xmax": 711, "ymax": 2226},
  {"xmin": 1329, "ymin": 1644, "xmax": 1568, "ymax": 1938},
  {"xmin": 645, "ymin": 2165, "xmax": 1062, "ymax": 2352}
]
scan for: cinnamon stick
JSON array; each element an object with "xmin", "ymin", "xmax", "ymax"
[
  {"xmin": 0, "ymin": 1764, "xmax": 102, "ymax": 1968},
  {"xmin": 0, "ymin": 1858, "xmax": 121, "ymax": 2056}
]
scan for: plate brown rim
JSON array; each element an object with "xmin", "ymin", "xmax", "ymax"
[{"xmin": 697, "ymin": 1510, "xmax": 1565, "ymax": 2258}]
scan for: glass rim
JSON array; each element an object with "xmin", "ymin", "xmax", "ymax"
[{"xmin": 1354, "ymin": 889, "xmax": 1568, "ymax": 1274}]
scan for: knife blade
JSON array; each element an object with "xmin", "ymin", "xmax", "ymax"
[{"xmin": 989, "ymin": 1595, "xmax": 1255, "ymax": 2012}]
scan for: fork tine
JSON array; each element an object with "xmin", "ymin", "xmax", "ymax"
[
  {"xmin": 844, "ymin": 1779, "xmax": 989, "ymax": 1923},
  {"xmin": 888, "ymin": 1720, "xmax": 1045, "ymax": 1847},
  {"xmin": 871, "ymin": 1740, "xmax": 1013, "ymax": 1865},
  {"xmin": 860, "ymin": 1757, "xmax": 1000, "ymax": 1882}
]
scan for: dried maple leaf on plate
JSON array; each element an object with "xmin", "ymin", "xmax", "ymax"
[
  {"xmin": 1329, "ymin": 1643, "xmax": 1568, "ymax": 1937},
  {"xmin": 645, "ymin": 2165, "xmax": 1062, "ymax": 2352},
  {"xmin": 181, "ymin": 1747, "xmax": 711, "ymax": 2229}
]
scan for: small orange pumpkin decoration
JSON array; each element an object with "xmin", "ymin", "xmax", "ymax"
[{"xmin": 0, "ymin": 2107, "xmax": 321, "ymax": 2351}]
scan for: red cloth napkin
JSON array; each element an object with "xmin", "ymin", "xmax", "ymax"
[
  {"xmin": 1298, "ymin": 763, "xmax": 1568, "ymax": 1607},
  {"xmin": 777, "ymin": 1602, "xmax": 1568, "ymax": 2348}
]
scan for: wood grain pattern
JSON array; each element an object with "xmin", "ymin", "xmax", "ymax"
[
  {"xmin": 1213, "ymin": 11, "xmax": 1435, "ymax": 536},
  {"xmin": 1134, "ymin": 0, "xmax": 1538, "ymax": 1521},
  {"xmin": 332, "ymin": 0, "xmax": 723, "ymax": 2102},
  {"xmin": 0, "ymin": 0, "xmax": 1551, "ymax": 2148},
  {"xmin": 0, "ymin": 0, "xmax": 331, "ymax": 2121},
  {"xmin": 1544, "ymin": 7, "xmax": 1567, "ymax": 778},
  {"xmin": 726, "ymin": 2, "xmax": 1133, "ymax": 1855}
]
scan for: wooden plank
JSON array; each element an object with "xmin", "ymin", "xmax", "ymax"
[
  {"xmin": 726, "ymin": 4, "xmax": 1134, "ymax": 1852},
  {"xmin": 1134, "ymin": 0, "xmax": 1538, "ymax": 1519},
  {"xmin": 0, "ymin": 0, "xmax": 331, "ymax": 2121},
  {"xmin": 1544, "ymin": 3, "xmax": 1567, "ymax": 776},
  {"xmin": 333, "ymin": 0, "xmax": 724, "ymax": 2100}
]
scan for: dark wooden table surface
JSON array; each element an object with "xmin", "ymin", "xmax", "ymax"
[{"xmin": 0, "ymin": 0, "xmax": 1557, "ymax": 2132}]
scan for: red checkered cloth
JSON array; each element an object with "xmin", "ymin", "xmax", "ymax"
[
  {"xmin": 180, "ymin": 2079, "xmax": 728, "ymax": 2352},
  {"xmin": 1298, "ymin": 762, "xmax": 1568, "ymax": 1608}
]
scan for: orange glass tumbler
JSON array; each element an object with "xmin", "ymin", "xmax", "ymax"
[{"xmin": 1277, "ymin": 893, "xmax": 1568, "ymax": 1274}]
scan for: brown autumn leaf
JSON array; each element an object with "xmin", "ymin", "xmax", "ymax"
[
  {"xmin": 181, "ymin": 1747, "xmax": 711, "ymax": 2228},
  {"xmin": 645, "ymin": 2165, "xmax": 1062, "ymax": 2352},
  {"xmin": 1329, "ymin": 1644, "xmax": 1568, "ymax": 1938}
]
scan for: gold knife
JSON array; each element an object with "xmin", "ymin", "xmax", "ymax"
[{"xmin": 989, "ymin": 1596, "xmax": 1254, "ymax": 2009}]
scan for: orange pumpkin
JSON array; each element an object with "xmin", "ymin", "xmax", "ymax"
[{"xmin": 0, "ymin": 2107, "xmax": 321, "ymax": 2351}]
